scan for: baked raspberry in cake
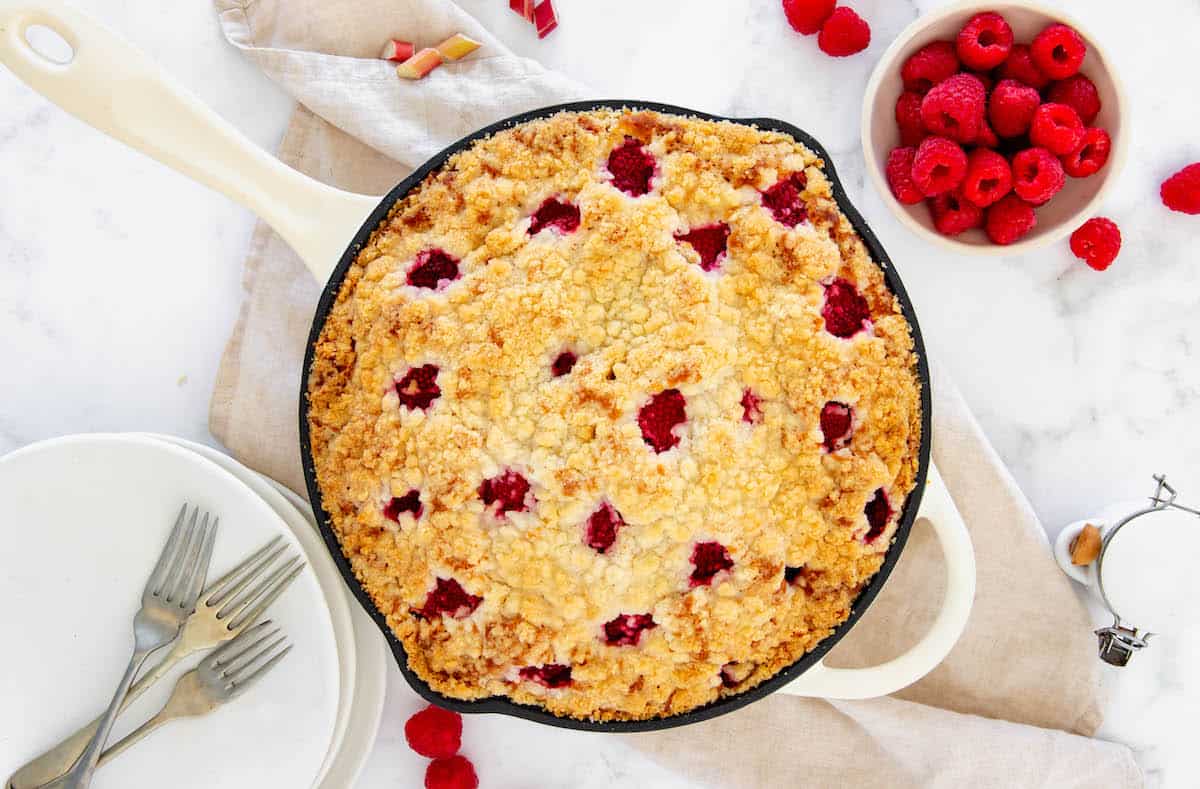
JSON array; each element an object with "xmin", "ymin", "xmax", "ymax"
[{"xmin": 306, "ymin": 108, "xmax": 923, "ymax": 721}]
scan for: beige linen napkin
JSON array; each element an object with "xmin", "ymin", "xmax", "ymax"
[{"xmin": 208, "ymin": 1, "xmax": 1141, "ymax": 785}]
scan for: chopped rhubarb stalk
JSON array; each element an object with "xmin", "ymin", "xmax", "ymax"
[
  {"xmin": 379, "ymin": 39, "xmax": 415, "ymax": 63},
  {"xmin": 533, "ymin": 0, "xmax": 558, "ymax": 38},
  {"xmin": 510, "ymin": 0, "xmax": 534, "ymax": 21},
  {"xmin": 436, "ymin": 33, "xmax": 482, "ymax": 61},
  {"xmin": 396, "ymin": 48, "xmax": 443, "ymax": 80}
]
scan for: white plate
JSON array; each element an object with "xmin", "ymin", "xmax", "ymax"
[
  {"xmin": 0, "ymin": 434, "xmax": 340, "ymax": 789},
  {"xmin": 137, "ymin": 434, "xmax": 386, "ymax": 788}
]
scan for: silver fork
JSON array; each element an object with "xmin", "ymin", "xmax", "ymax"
[
  {"xmin": 95, "ymin": 621, "xmax": 293, "ymax": 768},
  {"xmin": 42, "ymin": 504, "xmax": 218, "ymax": 789},
  {"xmin": 9, "ymin": 537, "xmax": 304, "ymax": 789}
]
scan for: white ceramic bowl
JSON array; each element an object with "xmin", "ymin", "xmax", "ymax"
[{"xmin": 862, "ymin": 0, "xmax": 1129, "ymax": 255}]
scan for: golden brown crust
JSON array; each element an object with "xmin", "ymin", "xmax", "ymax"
[{"xmin": 306, "ymin": 109, "xmax": 922, "ymax": 721}]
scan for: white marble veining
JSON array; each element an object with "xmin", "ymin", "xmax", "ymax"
[{"xmin": 1, "ymin": 0, "xmax": 1197, "ymax": 786}]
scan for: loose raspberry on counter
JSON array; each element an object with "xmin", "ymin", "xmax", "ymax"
[
  {"xmin": 781, "ymin": 0, "xmax": 836, "ymax": 35},
  {"xmin": 1061, "ymin": 127, "xmax": 1111, "ymax": 178},
  {"xmin": 896, "ymin": 91, "xmax": 927, "ymax": 147},
  {"xmin": 961, "ymin": 149, "xmax": 1012, "ymax": 208},
  {"xmin": 405, "ymin": 705, "xmax": 463, "ymax": 759},
  {"xmin": 818, "ymin": 7, "xmax": 871, "ymax": 57},
  {"xmin": 603, "ymin": 613, "xmax": 657, "ymax": 646},
  {"xmin": 929, "ymin": 189, "xmax": 984, "ymax": 236},
  {"xmin": 1012, "ymin": 147, "xmax": 1065, "ymax": 205},
  {"xmin": 864, "ymin": 489, "xmax": 892, "ymax": 542},
  {"xmin": 821, "ymin": 278, "xmax": 871, "ymax": 338},
  {"xmin": 1047, "ymin": 74, "xmax": 1102, "ymax": 125},
  {"xmin": 920, "ymin": 73, "xmax": 985, "ymax": 144},
  {"xmin": 1070, "ymin": 218, "xmax": 1121, "ymax": 270},
  {"xmin": 675, "ymin": 223, "xmax": 731, "ymax": 271},
  {"xmin": 395, "ymin": 364, "xmax": 442, "ymax": 411},
  {"xmin": 1160, "ymin": 163, "xmax": 1200, "ymax": 214},
  {"xmin": 384, "ymin": 489, "xmax": 423, "ymax": 522},
  {"xmin": 1029, "ymin": 103, "xmax": 1084, "ymax": 156},
  {"xmin": 900, "ymin": 40, "xmax": 959, "ymax": 93},
  {"xmin": 689, "ymin": 541, "xmax": 734, "ymax": 586},
  {"xmin": 638, "ymin": 389, "xmax": 688, "ymax": 452},
  {"xmin": 885, "ymin": 147, "xmax": 924, "ymax": 205},
  {"xmin": 997, "ymin": 44, "xmax": 1049, "ymax": 89},
  {"xmin": 519, "ymin": 663, "xmax": 573, "ymax": 688},
  {"xmin": 988, "ymin": 79, "xmax": 1040, "ymax": 138},
  {"xmin": 414, "ymin": 578, "xmax": 482, "ymax": 620},
  {"xmin": 984, "ymin": 193, "xmax": 1037, "ymax": 245},
  {"xmin": 425, "ymin": 755, "xmax": 478, "ymax": 789},
  {"xmin": 956, "ymin": 12, "xmax": 1013, "ymax": 71},
  {"xmin": 479, "ymin": 470, "xmax": 533, "ymax": 516},
  {"xmin": 607, "ymin": 137, "xmax": 656, "ymax": 196},
  {"xmin": 912, "ymin": 136, "xmax": 967, "ymax": 197},
  {"xmin": 1030, "ymin": 23, "xmax": 1086, "ymax": 80}
]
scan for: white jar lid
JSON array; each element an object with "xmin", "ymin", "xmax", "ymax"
[{"xmin": 1100, "ymin": 507, "xmax": 1200, "ymax": 633}]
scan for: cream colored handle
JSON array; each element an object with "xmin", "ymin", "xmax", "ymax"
[
  {"xmin": 778, "ymin": 463, "xmax": 976, "ymax": 699},
  {"xmin": 0, "ymin": 0, "xmax": 379, "ymax": 280}
]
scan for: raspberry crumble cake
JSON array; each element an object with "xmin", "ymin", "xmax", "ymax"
[{"xmin": 306, "ymin": 108, "xmax": 923, "ymax": 721}]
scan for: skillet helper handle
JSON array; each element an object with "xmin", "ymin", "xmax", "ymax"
[
  {"xmin": 0, "ymin": 0, "xmax": 379, "ymax": 280},
  {"xmin": 778, "ymin": 462, "xmax": 976, "ymax": 699}
]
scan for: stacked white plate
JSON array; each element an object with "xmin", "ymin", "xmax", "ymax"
[{"xmin": 0, "ymin": 433, "xmax": 386, "ymax": 789}]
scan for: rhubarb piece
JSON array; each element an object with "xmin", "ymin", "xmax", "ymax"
[
  {"xmin": 435, "ymin": 33, "xmax": 481, "ymax": 61},
  {"xmin": 396, "ymin": 48, "xmax": 443, "ymax": 80},
  {"xmin": 380, "ymin": 39, "xmax": 415, "ymax": 63},
  {"xmin": 510, "ymin": 0, "xmax": 534, "ymax": 22},
  {"xmin": 533, "ymin": 0, "xmax": 558, "ymax": 38}
]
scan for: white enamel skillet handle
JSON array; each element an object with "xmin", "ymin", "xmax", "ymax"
[
  {"xmin": 0, "ymin": 0, "xmax": 380, "ymax": 281},
  {"xmin": 778, "ymin": 462, "xmax": 976, "ymax": 699}
]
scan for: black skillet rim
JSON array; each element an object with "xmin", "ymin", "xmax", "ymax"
[{"xmin": 298, "ymin": 100, "xmax": 933, "ymax": 733}]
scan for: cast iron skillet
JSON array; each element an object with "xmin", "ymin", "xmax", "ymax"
[{"xmin": 297, "ymin": 100, "xmax": 933, "ymax": 732}]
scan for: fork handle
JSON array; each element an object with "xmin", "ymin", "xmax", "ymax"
[
  {"xmin": 6, "ymin": 640, "xmax": 189, "ymax": 789},
  {"xmin": 95, "ymin": 708, "xmax": 174, "ymax": 768}
]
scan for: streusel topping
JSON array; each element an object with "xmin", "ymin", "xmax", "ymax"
[{"xmin": 307, "ymin": 108, "xmax": 922, "ymax": 721}]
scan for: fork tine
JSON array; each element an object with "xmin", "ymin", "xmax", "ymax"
[
  {"xmin": 226, "ymin": 558, "xmax": 305, "ymax": 631},
  {"xmin": 228, "ymin": 643, "xmax": 292, "ymax": 696},
  {"xmin": 164, "ymin": 510, "xmax": 206, "ymax": 604},
  {"xmin": 210, "ymin": 623, "xmax": 282, "ymax": 671},
  {"xmin": 204, "ymin": 538, "xmax": 287, "ymax": 609},
  {"xmin": 147, "ymin": 504, "xmax": 190, "ymax": 596},
  {"xmin": 180, "ymin": 515, "xmax": 218, "ymax": 608},
  {"xmin": 223, "ymin": 633, "xmax": 287, "ymax": 681},
  {"xmin": 205, "ymin": 620, "xmax": 276, "ymax": 666}
]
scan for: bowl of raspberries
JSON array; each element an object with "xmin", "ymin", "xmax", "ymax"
[{"xmin": 863, "ymin": 1, "xmax": 1128, "ymax": 252}]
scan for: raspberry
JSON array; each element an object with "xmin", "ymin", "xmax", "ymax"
[
  {"xmin": 425, "ymin": 755, "xmax": 478, "ymax": 789},
  {"xmin": 414, "ymin": 578, "xmax": 482, "ymax": 620},
  {"xmin": 395, "ymin": 364, "xmax": 441, "ymax": 410},
  {"xmin": 929, "ymin": 189, "xmax": 984, "ymax": 236},
  {"xmin": 961, "ymin": 148, "xmax": 1012, "ymax": 208},
  {"xmin": 408, "ymin": 248, "xmax": 460, "ymax": 289},
  {"xmin": 919, "ymin": 73, "xmax": 985, "ymax": 144},
  {"xmin": 740, "ymin": 388, "xmax": 763, "ymax": 424},
  {"xmin": 1061, "ymin": 127, "xmax": 1111, "ymax": 178},
  {"xmin": 761, "ymin": 172, "xmax": 809, "ymax": 226},
  {"xmin": 785, "ymin": 564, "xmax": 823, "ymax": 593},
  {"xmin": 607, "ymin": 136, "xmax": 655, "ymax": 196},
  {"xmin": 817, "ymin": 7, "xmax": 871, "ymax": 57},
  {"xmin": 956, "ymin": 12, "xmax": 1013, "ymax": 71},
  {"xmin": 1047, "ymin": 74, "xmax": 1102, "ymax": 125},
  {"xmin": 603, "ymin": 613, "xmax": 656, "ymax": 646},
  {"xmin": 885, "ymin": 147, "xmax": 923, "ymax": 205},
  {"xmin": 384, "ymin": 489, "xmax": 422, "ymax": 522},
  {"xmin": 988, "ymin": 79, "xmax": 1040, "ymax": 138},
  {"xmin": 895, "ymin": 91, "xmax": 926, "ymax": 147},
  {"xmin": 689, "ymin": 541, "xmax": 734, "ymax": 586},
  {"xmin": 975, "ymin": 119, "xmax": 999, "ymax": 149},
  {"xmin": 551, "ymin": 350, "xmax": 577, "ymax": 377},
  {"xmin": 519, "ymin": 663, "xmax": 573, "ymax": 688},
  {"xmin": 528, "ymin": 197, "xmax": 580, "ymax": 235},
  {"xmin": 1029, "ymin": 103, "xmax": 1084, "ymax": 156},
  {"xmin": 821, "ymin": 278, "xmax": 870, "ymax": 338},
  {"xmin": 1070, "ymin": 218, "xmax": 1121, "ymax": 271},
  {"xmin": 638, "ymin": 389, "xmax": 687, "ymax": 452},
  {"xmin": 479, "ymin": 470, "xmax": 533, "ymax": 516},
  {"xmin": 1012, "ymin": 147, "xmax": 1066, "ymax": 205},
  {"xmin": 584, "ymin": 502, "xmax": 625, "ymax": 553},
  {"xmin": 819, "ymin": 401, "xmax": 853, "ymax": 451},
  {"xmin": 674, "ymin": 223, "xmax": 730, "ymax": 271},
  {"xmin": 912, "ymin": 136, "xmax": 967, "ymax": 197},
  {"xmin": 1161, "ymin": 163, "xmax": 1200, "ymax": 214},
  {"xmin": 1031, "ymin": 23, "xmax": 1086, "ymax": 80},
  {"xmin": 900, "ymin": 40, "xmax": 959, "ymax": 93},
  {"xmin": 984, "ymin": 193, "xmax": 1037, "ymax": 245},
  {"xmin": 405, "ymin": 705, "xmax": 463, "ymax": 759},
  {"xmin": 997, "ymin": 44, "xmax": 1049, "ymax": 90},
  {"xmin": 781, "ymin": 0, "xmax": 835, "ymax": 35},
  {"xmin": 971, "ymin": 70, "xmax": 994, "ymax": 94},
  {"xmin": 864, "ymin": 489, "xmax": 891, "ymax": 542}
]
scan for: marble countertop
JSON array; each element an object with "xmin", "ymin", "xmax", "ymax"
[{"xmin": 1, "ymin": 0, "xmax": 1195, "ymax": 786}]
